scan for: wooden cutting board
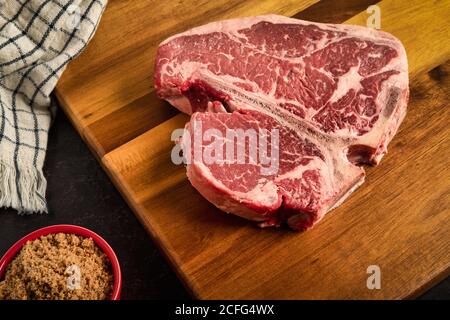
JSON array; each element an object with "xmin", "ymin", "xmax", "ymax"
[{"xmin": 55, "ymin": 0, "xmax": 450, "ymax": 299}]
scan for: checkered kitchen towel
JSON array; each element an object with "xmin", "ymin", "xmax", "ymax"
[{"xmin": 0, "ymin": 0, "xmax": 107, "ymax": 213}]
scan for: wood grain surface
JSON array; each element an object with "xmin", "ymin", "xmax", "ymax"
[{"xmin": 56, "ymin": 0, "xmax": 450, "ymax": 299}]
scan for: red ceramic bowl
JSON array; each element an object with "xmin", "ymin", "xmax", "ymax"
[{"xmin": 0, "ymin": 224, "xmax": 122, "ymax": 300}]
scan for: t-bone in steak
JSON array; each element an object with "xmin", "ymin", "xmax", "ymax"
[{"xmin": 154, "ymin": 15, "xmax": 409, "ymax": 230}]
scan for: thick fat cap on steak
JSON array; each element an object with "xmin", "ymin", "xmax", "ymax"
[{"xmin": 155, "ymin": 15, "xmax": 409, "ymax": 230}]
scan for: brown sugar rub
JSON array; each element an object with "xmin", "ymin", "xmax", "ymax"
[{"xmin": 0, "ymin": 233, "xmax": 113, "ymax": 300}]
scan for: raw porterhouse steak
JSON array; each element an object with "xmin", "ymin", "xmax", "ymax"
[{"xmin": 154, "ymin": 15, "xmax": 409, "ymax": 230}]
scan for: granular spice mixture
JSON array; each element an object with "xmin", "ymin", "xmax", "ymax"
[{"xmin": 0, "ymin": 233, "xmax": 113, "ymax": 300}]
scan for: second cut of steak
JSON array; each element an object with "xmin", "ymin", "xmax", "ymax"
[
  {"xmin": 155, "ymin": 15, "xmax": 409, "ymax": 230},
  {"xmin": 182, "ymin": 110, "xmax": 365, "ymax": 230}
]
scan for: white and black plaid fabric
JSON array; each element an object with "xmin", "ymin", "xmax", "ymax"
[{"xmin": 0, "ymin": 0, "xmax": 107, "ymax": 213}]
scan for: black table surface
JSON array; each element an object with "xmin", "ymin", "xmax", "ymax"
[{"xmin": 0, "ymin": 111, "xmax": 448, "ymax": 300}]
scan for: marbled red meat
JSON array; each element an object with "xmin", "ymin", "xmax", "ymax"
[{"xmin": 155, "ymin": 15, "xmax": 409, "ymax": 230}]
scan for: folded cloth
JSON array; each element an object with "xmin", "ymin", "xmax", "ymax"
[{"xmin": 0, "ymin": 0, "xmax": 107, "ymax": 213}]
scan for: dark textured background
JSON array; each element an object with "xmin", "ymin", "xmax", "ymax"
[{"xmin": 0, "ymin": 111, "xmax": 448, "ymax": 299}]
